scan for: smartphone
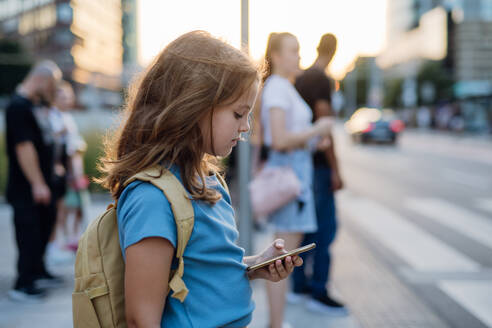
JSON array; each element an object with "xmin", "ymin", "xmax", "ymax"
[{"xmin": 246, "ymin": 243, "xmax": 316, "ymax": 272}]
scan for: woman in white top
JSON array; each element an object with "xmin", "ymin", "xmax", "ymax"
[{"xmin": 261, "ymin": 32, "xmax": 332, "ymax": 328}]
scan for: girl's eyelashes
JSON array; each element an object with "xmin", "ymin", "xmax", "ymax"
[{"xmin": 234, "ymin": 112, "xmax": 244, "ymax": 119}]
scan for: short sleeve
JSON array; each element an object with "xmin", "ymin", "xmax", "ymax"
[
  {"xmin": 313, "ymin": 74, "xmax": 332, "ymax": 103},
  {"xmin": 6, "ymin": 106, "xmax": 37, "ymax": 145},
  {"xmin": 117, "ymin": 181, "xmax": 178, "ymax": 253},
  {"xmin": 262, "ymin": 77, "xmax": 291, "ymax": 112}
]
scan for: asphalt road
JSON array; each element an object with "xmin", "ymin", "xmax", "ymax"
[{"xmin": 333, "ymin": 127, "xmax": 492, "ymax": 328}]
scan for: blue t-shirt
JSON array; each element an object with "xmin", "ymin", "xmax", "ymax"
[{"xmin": 117, "ymin": 167, "xmax": 255, "ymax": 327}]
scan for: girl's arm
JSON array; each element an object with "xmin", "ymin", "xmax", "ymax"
[
  {"xmin": 70, "ymin": 152, "xmax": 85, "ymax": 180},
  {"xmin": 125, "ymin": 237, "xmax": 175, "ymax": 328},
  {"xmin": 269, "ymin": 107, "xmax": 332, "ymax": 152}
]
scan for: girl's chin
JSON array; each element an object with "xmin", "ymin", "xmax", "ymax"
[
  {"xmin": 208, "ymin": 147, "xmax": 233, "ymax": 158},
  {"xmin": 204, "ymin": 143, "xmax": 236, "ymax": 157},
  {"xmin": 221, "ymin": 147, "xmax": 234, "ymax": 157}
]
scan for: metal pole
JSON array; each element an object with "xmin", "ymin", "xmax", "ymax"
[
  {"xmin": 347, "ymin": 69, "xmax": 358, "ymax": 117},
  {"xmin": 238, "ymin": 0, "xmax": 253, "ymax": 255}
]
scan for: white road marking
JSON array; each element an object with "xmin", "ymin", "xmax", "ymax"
[
  {"xmin": 406, "ymin": 198, "xmax": 492, "ymax": 249},
  {"xmin": 441, "ymin": 168, "xmax": 490, "ymax": 191},
  {"xmin": 339, "ymin": 197, "xmax": 479, "ymax": 272},
  {"xmin": 439, "ymin": 280, "xmax": 492, "ymax": 328},
  {"xmin": 477, "ymin": 199, "xmax": 492, "ymax": 215}
]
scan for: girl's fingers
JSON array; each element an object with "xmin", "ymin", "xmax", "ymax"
[
  {"xmin": 269, "ymin": 263, "xmax": 279, "ymax": 281},
  {"xmin": 293, "ymin": 255, "xmax": 303, "ymax": 266},
  {"xmin": 284, "ymin": 256, "xmax": 294, "ymax": 272},
  {"xmin": 275, "ymin": 259, "xmax": 286, "ymax": 278},
  {"xmin": 274, "ymin": 239, "xmax": 285, "ymax": 250},
  {"xmin": 264, "ymin": 256, "xmax": 303, "ymax": 282}
]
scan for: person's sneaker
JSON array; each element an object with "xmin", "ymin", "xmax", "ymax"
[
  {"xmin": 8, "ymin": 286, "xmax": 47, "ymax": 303},
  {"xmin": 306, "ymin": 294, "xmax": 349, "ymax": 316},
  {"xmin": 35, "ymin": 272, "xmax": 64, "ymax": 289}
]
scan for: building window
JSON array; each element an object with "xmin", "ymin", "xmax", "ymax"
[{"xmin": 18, "ymin": 4, "xmax": 57, "ymax": 35}]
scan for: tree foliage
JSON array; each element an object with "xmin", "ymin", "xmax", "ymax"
[{"xmin": 0, "ymin": 39, "xmax": 33, "ymax": 96}]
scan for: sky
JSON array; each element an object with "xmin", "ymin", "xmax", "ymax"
[{"xmin": 137, "ymin": 0, "xmax": 387, "ymax": 80}]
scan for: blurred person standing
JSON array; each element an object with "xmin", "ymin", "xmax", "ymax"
[
  {"xmin": 4, "ymin": 60, "xmax": 64, "ymax": 302},
  {"xmin": 291, "ymin": 33, "xmax": 348, "ymax": 315},
  {"xmin": 47, "ymin": 81, "xmax": 70, "ymax": 260},
  {"xmin": 417, "ymin": 106, "xmax": 432, "ymax": 129},
  {"xmin": 436, "ymin": 102, "xmax": 453, "ymax": 130},
  {"xmin": 261, "ymin": 32, "xmax": 333, "ymax": 328},
  {"xmin": 57, "ymin": 82, "xmax": 90, "ymax": 250},
  {"xmin": 47, "ymin": 81, "xmax": 89, "ymax": 263}
]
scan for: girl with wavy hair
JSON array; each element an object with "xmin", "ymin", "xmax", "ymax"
[{"xmin": 97, "ymin": 31, "xmax": 303, "ymax": 328}]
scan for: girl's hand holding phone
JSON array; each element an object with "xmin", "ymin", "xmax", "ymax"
[{"xmin": 246, "ymin": 239, "xmax": 303, "ymax": 282}]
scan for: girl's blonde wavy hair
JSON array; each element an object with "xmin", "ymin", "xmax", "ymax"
[{"xmin": 97, "ymin": 31, "xmax": 259, "ymax": 204}]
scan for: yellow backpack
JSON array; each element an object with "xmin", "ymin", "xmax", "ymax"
[{"xmin": 72, "ymin": 166, "xmax": 221, "ymax": 328}]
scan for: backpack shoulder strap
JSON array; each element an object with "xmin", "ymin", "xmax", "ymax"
[{"xmin": 123, "ymin": 166, "xmax": 194, "ymax": 303}]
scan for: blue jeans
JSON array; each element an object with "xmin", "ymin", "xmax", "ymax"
[{"xmin": 292, "ymin": 166, "xmax": 337, "ymax": 298}]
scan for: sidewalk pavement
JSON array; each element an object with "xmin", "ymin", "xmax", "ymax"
[
  {"xmin": 0, "ymin": 199, "xmax": 361, "ymax": 328},
  {"xmin": 0, "ymin": 202, "xmax": 108, "ymax": 328}
]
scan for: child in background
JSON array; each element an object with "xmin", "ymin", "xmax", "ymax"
[{"xmin": 47, "ymin": 81, "xmax": 89, "ymax": 262}]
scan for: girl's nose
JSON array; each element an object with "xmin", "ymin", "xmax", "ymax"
[{"xmin": 239, "ymin": 117, "xmax": 250, "ymax": 133}]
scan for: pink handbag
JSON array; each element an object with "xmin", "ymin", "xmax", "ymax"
[{"xmin": 249, "ymin": 166, "xmax": 301, "ymax": 218}]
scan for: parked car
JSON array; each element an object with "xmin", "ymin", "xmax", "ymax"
[{"xmin": 345, "ymin": 107, "xmax": 405, "ymax": 144}]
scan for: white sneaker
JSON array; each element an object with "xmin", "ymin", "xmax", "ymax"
[
  {"xmin": 8, "ymin": 286, "xmax": 46, "ymax": 304},
  {"xmin": 286, "ymin": 292, "xmax": 309, "ymax": 305}
]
